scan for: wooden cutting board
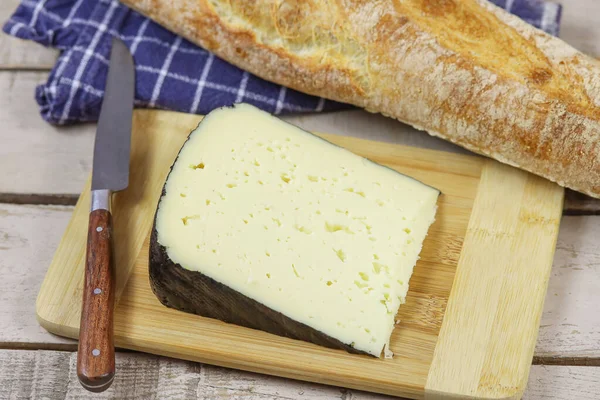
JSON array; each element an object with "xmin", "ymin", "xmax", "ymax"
[{"xmin": 37, "ymin": 109, "xmax": 564, "ymax": 400}]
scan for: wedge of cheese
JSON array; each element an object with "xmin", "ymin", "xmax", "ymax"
[{"xmin": 150, "ymin": 103, "xmax": 439, "ymax": 357}]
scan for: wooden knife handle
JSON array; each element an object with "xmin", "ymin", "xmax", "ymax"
[{"xmin": 77, "ymin": 209, "xmax": 115, "ymax": 392}]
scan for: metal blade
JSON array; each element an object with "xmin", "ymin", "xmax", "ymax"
[{"xmin": 91, "ymin": 38, "xmax": 135, "ymax": 192}]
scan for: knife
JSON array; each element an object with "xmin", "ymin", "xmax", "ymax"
[{"xmin": 77, "ymin": 37, "xmax": 134, "ymax": 393}]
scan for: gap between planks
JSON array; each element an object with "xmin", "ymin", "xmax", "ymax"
[
  {"xmin": 0, "ymin": 193, "xmax": 79, "ymax": 206},
  {"xmin": 532, "ymin": 356, "xmax": 600, "ymax": 367},
  {"xmin": 2, "ymin": 344, "xmax": 599, "ymax": 367}
]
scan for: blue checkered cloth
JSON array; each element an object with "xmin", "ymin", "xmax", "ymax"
[{"xmin": 3, "ymin": 0, "xmax": 562, "ymax": 125}]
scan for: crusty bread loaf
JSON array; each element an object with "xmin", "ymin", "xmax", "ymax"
[{"xmin": 121, "ymin": 0, "xmax": 600, "ymax": 198}]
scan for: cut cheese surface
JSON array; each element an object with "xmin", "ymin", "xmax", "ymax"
[{"xmin": 155, "ymin": 103, "xmax": 439, "ymax": 356}]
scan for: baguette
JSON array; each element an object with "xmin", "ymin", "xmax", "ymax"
[{"xmin": 122, "ymin": 0, "xmax": 600, "ymax": 198}]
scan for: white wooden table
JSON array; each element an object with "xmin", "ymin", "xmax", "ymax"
[{"xmin": 1, "ymin": 1, "xmax": 599, "ymax": 398}]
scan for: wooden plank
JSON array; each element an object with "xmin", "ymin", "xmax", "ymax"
[
  {"xmin": 559, "ymin": 0, "xmax": 600, "ymax": 57},
  {"xmin": 0, "ymin": 350, "xmax": 598, "ymax": 399},
  {"xmin": 4, "ymin": 201, "xmax": 598, "ymax": 359},
  {"xmin": 0, "ymin": 0, "xmax": 58, "ymax": 69},
  {"xmin": 536, "ymin": 214, "xmax": 600, "ymax": 359},
  {"xmin": 524, "ymin": 365, "xmax": 600, "ymax": 400},
  {"xmin": 0, "ymin": 71, "xmax": 95, "ymax": 197},
  {"xmin": 0, "ymin": 71, "xmax": 599, "ymax": 213},
  {"xmin": 0, "ymin": 350, "xmax": 71, "ymax": 399},
  {"xmin": 425, "ymin": 161, "xmax": 564, "ymax": 399},
  {"xmin": 0, "ymin": 204, "xmax": 75, "ymax": 347}
]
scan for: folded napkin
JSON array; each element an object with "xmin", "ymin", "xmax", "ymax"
[{"xmin": 4, "ymin": 0, "xmax": 562, "ymax": 125}]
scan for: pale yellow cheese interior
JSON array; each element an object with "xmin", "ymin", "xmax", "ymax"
[{"xmin": 156, "ymin": 103, "xmax": 439, "ymax": 356}]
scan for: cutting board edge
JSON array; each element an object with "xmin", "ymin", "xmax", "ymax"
[
  {"xmin": 34, "ymin": 109, "xmax": 565, "ymax": 400},
  {"xmin": 35, "ymin": 178, "xmax": 92, "ymax": 343},
  {"xmin": 34, "ymin": 299, "xmax": 429, "ymax": 399},
  {"xmin": 424, "ymin": 160, "xmax": 564, "ymax": 400}
]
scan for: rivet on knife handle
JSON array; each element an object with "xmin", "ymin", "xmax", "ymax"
[{"xmin": 77, "ymin": 190, "xmax": 115, "ymax": 392}]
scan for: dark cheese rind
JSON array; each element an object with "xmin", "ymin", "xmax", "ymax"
[{"xmin": 149, "ymin": 225, "xmax": 368, "ymax": 356}]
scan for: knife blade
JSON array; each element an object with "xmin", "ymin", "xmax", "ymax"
[
  {"xmin": 77, "ymin": 37, "xmax": 134, "ymax": 393},
  {"xmin": 92, "ymin": 38, "xmax": 134, "ymax": 192}
]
